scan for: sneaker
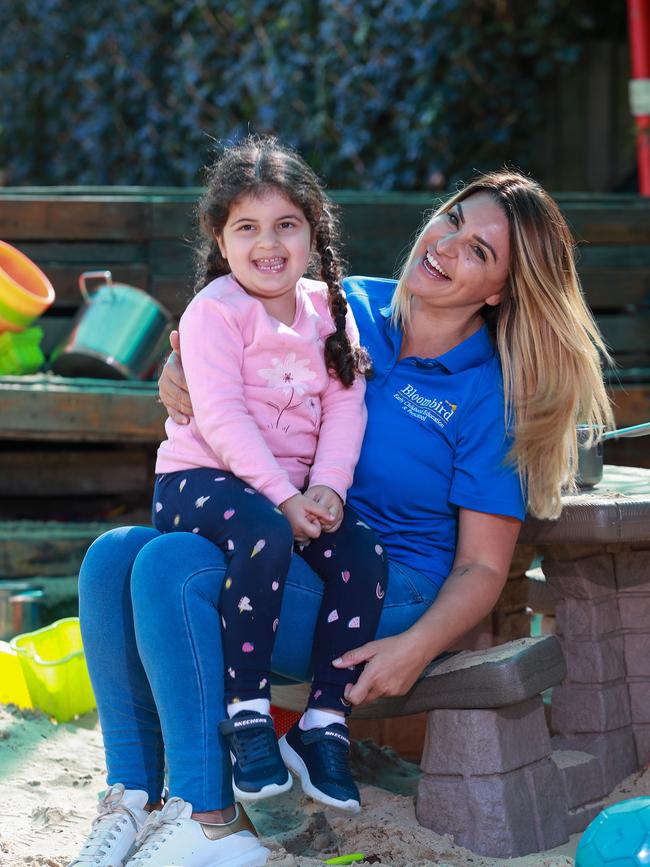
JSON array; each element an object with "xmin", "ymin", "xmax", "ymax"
[
  {"xmin": 125, "ymin": 797, "xmax": 269, "ymax": 866},
  {"xmin": 67, "ymin": 783, "xmax": 148, "ymax": 866},
  {"xmin": 219, "ymin": 711, "xmax": 292, "ymax": 801},
  {"xmin": 278, "ymin": 722, "xmax": 360, "ymax": 813}
]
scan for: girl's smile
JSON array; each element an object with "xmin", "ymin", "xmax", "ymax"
[{"xmin": 216, "ymin": 190, "xmax": 312, "ymax": 322}]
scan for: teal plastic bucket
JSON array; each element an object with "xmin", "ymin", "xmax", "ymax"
[{"xmin": 51, "ymin": 270, "xmax": 172, "ymax": 380}]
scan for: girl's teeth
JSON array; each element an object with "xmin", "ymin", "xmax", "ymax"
[
  {"xmin": 425, "ymin": 252, "xmax": 450, "ymax": 278},
  {"xmin": 255, "ymin": 258, "xmax": 285, "ymax": 272}
]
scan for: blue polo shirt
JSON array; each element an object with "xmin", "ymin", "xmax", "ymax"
[{"xmin": 344, "ymin": 276, "xmax": 526, "ymax": 590}]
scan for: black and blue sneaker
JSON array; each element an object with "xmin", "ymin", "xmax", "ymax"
[
  {"xmin": 278, "ymin": 721, "xmax": 360, "ymax": 813},
  {"xmin": 219, "ymin": 711, "xmax": 292, "ymax": 801}
]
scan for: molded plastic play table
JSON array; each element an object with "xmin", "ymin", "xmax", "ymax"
[{"xmin": 519, "ymin": 465, "xmax": 650, "ymax": 783}]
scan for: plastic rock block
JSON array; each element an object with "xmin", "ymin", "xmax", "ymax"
[
  {"xmin": 542, "ymin": 554, "xmax": 617, "ymax": 600},
  {"xmin": 632, "ymin": 723, "xmax": 650, "ymax": 765},
  {"xmin": 560, "ymin": 634, "xmax": 626, "ymax": 684},
  {"xmin": 10, "ymin": 617, "xmax": 95, "ymax": 722},
  {"xmin": 551, "ymin": 749, "xmax": 608, "ymax": 809},
  {"xmin": 614, "ymin": 550, "xmax": 650, "ymax": 592},
  {"xmin": 622, "ymin": 632, "xmax": 650, "ymax": 678},
  {"xmin": 345, "ymin": 635, "xmax": 566, "ymax": 720},
  {"xmin": 617, "ymin": 592, "xmax": 650, "ymax": 630},
  {"xmin": 552, "ymin": 727, "xmax": 639, "ymax": 792},
  {"xmin": 0, "ymin": 640, "xmax": 33, "ymax": 708},
  {"xmin": 416, "ymin": 757, "xmax": 569, "ymax": 858},
  {"xmin": 551, "ymin": 681, "xmax": 632, "ymax": 735},
  {"xmin": 420, "ymin": 697, "xmax": 551, "ymax": 776},
  {"xmin": 566, "ymin": 801, "xmax": 604, "ymax": 836},
  {"xmin": 627, "ymin": 679, "xmax": 650, "ymax": 724},
  {"xmin": 554, "ymin": 596, "xmax": 621, "ymax": 639}
]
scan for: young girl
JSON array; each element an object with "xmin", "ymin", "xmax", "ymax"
[{"xmin": 153, "ymin": 136, "xmax": 387, "ymax": 814}]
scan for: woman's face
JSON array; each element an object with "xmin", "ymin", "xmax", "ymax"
[{"xmin": 404, "ymin": 192, "xmax": 510, "ymax": 316}]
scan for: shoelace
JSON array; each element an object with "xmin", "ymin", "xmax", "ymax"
[
  {"xmin": 68, "ymin": 788, "xmax": 134, "ymax": 865},
  {"xmin": 232, "ymin": 724, "xmax": 276, "ymax": 767},
  {"xmin": 129, "ymin": 798, "xmax": 186, "ymax": 864},
  {"xmin": 319, "ymin": 735, "xmax": 354, "ymax": 783}
]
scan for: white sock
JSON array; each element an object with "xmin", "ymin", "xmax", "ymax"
[
  {"xmin": 299, "ymin": 707, "xmax": 346, "ymax": 731},
  {"xmin": 227, "ymin": 698, "xmax": 270, "ymax": 719}
]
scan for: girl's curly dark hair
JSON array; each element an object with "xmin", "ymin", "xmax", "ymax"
[{"xmin": 195, "ymin": 135, "xmax": 370, "ymax": 386}]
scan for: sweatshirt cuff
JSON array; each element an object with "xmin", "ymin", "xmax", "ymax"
[{"xmin": 260, "ymin": 479, "xmax": 302, "ymax": 508}]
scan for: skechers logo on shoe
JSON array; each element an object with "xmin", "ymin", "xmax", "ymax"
[
  {"xmin": 233, "ymin": 718, "xmax": 266, "ymax": 729},
  {"xmin": 325, "ymin": 730, "xmax": 350, "ymax": 747}
]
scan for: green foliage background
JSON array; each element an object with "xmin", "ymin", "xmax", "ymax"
[{"xmin": 0, "ymin": 1, "xmax": 624, "ymax": 189}]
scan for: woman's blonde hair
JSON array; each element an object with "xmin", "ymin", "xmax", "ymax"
[{"xmin": 391, "ymin": 170, "xmax": 614, "ymax": 519}]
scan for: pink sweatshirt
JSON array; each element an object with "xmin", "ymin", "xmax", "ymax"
[{"xmin": 156, "ymin": 275, "xmax": 367, "ymax": 506}]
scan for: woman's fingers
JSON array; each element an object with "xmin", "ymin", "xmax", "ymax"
[
  {"xmin": 332, "ymin": 642, "xmax": 376, "ymax": 669},
  {"xmin": 169, "ymin": 329, "xmax": 181, "ymax": 355}
]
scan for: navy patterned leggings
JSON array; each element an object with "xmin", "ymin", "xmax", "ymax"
[{"xmin": 153, "ymin": 468, "xmax": 388, "ymax": 714}]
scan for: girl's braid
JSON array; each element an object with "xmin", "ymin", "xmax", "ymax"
[
  {"xmin": 194, "ymin": 225, "xmax": 230, "ymax": 292},
  {"xmin": 316, "ymin": 207, "xmax": 371, "ymax": 387}
]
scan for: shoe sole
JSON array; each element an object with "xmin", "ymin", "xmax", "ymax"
[
  {"xmin": 278, "ymin": 735, "xmax": 361, "ymax": 814},
  {"xmin": 232, "ymin": 773, "xmax": 292, "ymax": 802},
  {"xmin": 213, "ymin": 845, "xmax": 270, "ymax": 866}
]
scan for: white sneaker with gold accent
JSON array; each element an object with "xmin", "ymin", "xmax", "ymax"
[
  {"xmin": 125, "ymin": 797, "xmax": 269, "ymax": 866},
  {"xmin": 67, "ymin": 783, "xmax": 149, "ymax": 866}
]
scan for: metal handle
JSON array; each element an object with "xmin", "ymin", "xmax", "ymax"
[
  {"xmin": 79, "ymin": 270, "xmax": 113, "ymax": 302},
  {"xmin": 600, "ymin": 421, "xmax": 650, "ymax": 441}
]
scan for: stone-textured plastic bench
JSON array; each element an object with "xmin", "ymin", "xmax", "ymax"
[{"xmin": 271, "ymin": 634, "xmax": 584, "ymax": 858}]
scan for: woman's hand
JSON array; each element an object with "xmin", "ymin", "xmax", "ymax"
[
  {"xmin": 280, "ymin": 493, "xmax": 332, "ymax": 543},
  {"xmin": 158, "ymin": 331, "xmax": 194, "ymax": 424},
  {"xmin": 303, "ymin": 485, "xmax": 344, "ymax": 532},
  {"xmin": 333, "ymin": 510, "xmax": 522, "ymax": 707},
  {"xmin": 332, "ymin": 632, "xmax": 428, "ymax": 705}
]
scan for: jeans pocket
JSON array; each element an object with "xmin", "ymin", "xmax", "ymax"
[{"xmin": 383, "ymin": 560, "xmax": 441, "ymax": 609}]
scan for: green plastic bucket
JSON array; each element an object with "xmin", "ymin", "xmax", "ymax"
[{"xmin": 10, "ymin": 617, "xmax": 96, "ymax": 722}]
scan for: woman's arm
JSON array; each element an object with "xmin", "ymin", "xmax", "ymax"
[{"xmin": 332, "ymin": 508, "xmax": 521, "ymax": 705}]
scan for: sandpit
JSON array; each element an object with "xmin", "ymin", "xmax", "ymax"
[{"xmin": 1, "ymin": 704, "xmax": 648, "ymax": 866}]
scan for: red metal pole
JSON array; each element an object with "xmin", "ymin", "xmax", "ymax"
[{"xmin": 628, "ymin": 0, "xmax": 650, "ymax": 194}]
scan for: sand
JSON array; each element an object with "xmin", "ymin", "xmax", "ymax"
[{"xmin": 1, "ymin": 704, "xmax": 648, "ymax": 867}]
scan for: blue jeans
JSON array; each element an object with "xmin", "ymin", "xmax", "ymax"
[{"xmin": 78, "ymin": 527, "xmax": 440, "ymax": 811}]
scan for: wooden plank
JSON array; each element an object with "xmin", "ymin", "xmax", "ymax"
[
  {"xmin": 149, "ymin": 238, "xmax": 195, "ymax": 274},
  {"xmin": 14, "ymin": 241, "xmax": 146, "ymax": 262},
  {"xmin": 39, "ymin": 316, "xmax": 75, "ymax": 357},
  {"xmin": 0, "ymin": 199, "xmax": 152, "ymax": 241},
  {"xmin": 0, "ymin": 446, "xmax": 152, "ymax": 497},
  {"xmin": 608, "ymin": 383, "xmax": 650, "ymax": 427},
  {"xmin": 151, "ymin": 198, "xmax": 197, "ymax": 238},
  {"xmin": 598, "ymin": 313, "xmax": 650, "ymax": 358},
  {"xmin": 0, "ymin": 375, "xmax": 166, "ymax": 443},
  {"xmin": 149, "ymin": 276, "xmax": 193, "ymax": 319},
  {"xmin": 559, "ymin": 204, "xmax": 650, "ymax": 245},
  {"xmin": 0, "ymin": 520, "xmax": 137, "ymax": 578},
  {"xmin": 579, "ymin": 269, "xmax": 650, "ymax": 309}
]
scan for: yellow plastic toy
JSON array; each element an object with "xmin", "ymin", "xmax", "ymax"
[
  {"xmin": 0, "ymin": 640, "xmax": 33, "ymax": 708},
  {"xmin": 0, "ymin": 240, "xmax": 55, "ymax": 333},
  {"xmin": 10, "ymin": 617, "xmax": 96, "ymax": 722}
]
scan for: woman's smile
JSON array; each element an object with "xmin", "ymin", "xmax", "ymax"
[
  {"xmin": 405, "ymin": 192, "xmax": 510, "ymax": 313},
  {"xmin": 422, "ymin": 251, "xmax": 451, "ymax": 280}
]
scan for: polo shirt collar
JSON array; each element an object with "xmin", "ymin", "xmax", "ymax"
[{"xmin": 378, "ymin": 305, "xmax": 495, "ymax": 374}]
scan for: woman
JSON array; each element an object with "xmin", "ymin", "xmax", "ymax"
[{"xmin": 70, "ymin": 170, "xmax": 612, "ymax": 867}]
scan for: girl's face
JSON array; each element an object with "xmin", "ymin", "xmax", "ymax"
[
  {"xmin": 404, "ymin": 192, "xmax": 510, "ymax": 317},
  {"xmin": 216, "ymin": 190, "xmax": 312, "ymax": 306}
]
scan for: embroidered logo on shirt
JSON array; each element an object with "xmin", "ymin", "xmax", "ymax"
[{"xmin": 394, "ymin": 384, "xmax": 457, "ymax": 428}]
